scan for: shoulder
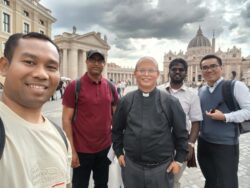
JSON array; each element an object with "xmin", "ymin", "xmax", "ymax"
[
  {"xmin": 159, "ymin": 89, "xmax": 178, "ymax": 103},
  {"xmin": 233, "ymin": 80, "xmax": 249, "ymax": 96},
  {"xmin": 234, "ymin": 80, "xmax": 248, "ymax": 88},
  {"xmin": 123, "ymin": 90, "xmax": 137, "ymax": 102}
]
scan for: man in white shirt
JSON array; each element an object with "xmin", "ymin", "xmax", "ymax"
[
  {"xmin": 0, "ymin": 32, "xmax": 71, "ymax": 188},
  {"xmin": 164, "ymin": 58, "xmax": 203, "ymax": 188}
]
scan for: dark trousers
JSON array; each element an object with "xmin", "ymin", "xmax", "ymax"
[
  {"xmin": 122, "ymin": 156, "xmax": 174, "ymax": 188},
  {"xmin": 197, "ymin": 137, "xmax": 239, "ymax": 188},
  {"xmin": 72, "ymin": 147, "xmax": 111, "ymax": 188}
]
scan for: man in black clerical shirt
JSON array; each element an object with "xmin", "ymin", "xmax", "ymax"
[{"xmin": 112, "ymin": 56, "xmax": 188, "ymax": 188}]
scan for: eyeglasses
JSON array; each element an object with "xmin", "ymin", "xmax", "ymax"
[
  {"xmin": 136, "ymin": 69, "xmax": 158, "ymax": 75},
  {"xmin": 88, "ymin": 58, "xmax": 104, "ymax": 64},
  {"xmin": 170, "ymin": 68, "xmax": 185, "ymax": 72},
  {"xmin": 201, "ymin": 64, "xmax": 220, "ymax": 71}
]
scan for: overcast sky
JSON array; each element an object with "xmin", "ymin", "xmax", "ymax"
[{"xmin": 40, "ymin": 0, "xmax": 250, "ymax": 69}]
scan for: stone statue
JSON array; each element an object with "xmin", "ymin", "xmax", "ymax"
[{"xmin": 73, "ymin": 26, "xmax": 76, "ymax": 34}]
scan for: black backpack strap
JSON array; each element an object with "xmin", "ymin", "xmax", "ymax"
[
  {"xmin": 72, "ymin": 78, "xmax": 81, "ymax": 122},
  {"xmin": 222, "ymin": 80, "xmax": 238, "ymax": 111},
  {"xmin": 0, "ymin": 118, "xmax": 6, "ymax": 160},
  {"xmin": 50, "ymin": 120, "xmax": 68, "ymax": 151},
  {"xmin": 159, "ymin": 90, "xmax": 172, "ymax": 126},
  {"xmin": 124, "ymin": 91, "xmax": 136, "ymax": 117},
  {"xmin": 107, "ymin": 80, "xmax": 116, "ymax": 106},
  {"xmin": 222, "ymin": 80, "xmax": 240, "ymax": 139}
]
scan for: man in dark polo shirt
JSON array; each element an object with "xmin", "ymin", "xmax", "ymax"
[{"xmin": 62, "ymin": 50, "xmax": 119, "ymax": 188}]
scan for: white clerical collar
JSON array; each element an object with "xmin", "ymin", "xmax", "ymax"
[{"xmin": 142, "ymin": 92, "xmax": 150, "ymax": 97}]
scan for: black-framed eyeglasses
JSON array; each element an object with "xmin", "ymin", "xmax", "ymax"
[
  {"xmin": 170, "ymin": 68, "xmax": 185, "ymax": 72},
  {"xmin": 201, "ymin": 64, "xmax": 220, "ymax": 71}
]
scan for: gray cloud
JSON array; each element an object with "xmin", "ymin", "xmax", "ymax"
[
  {"xmin": 229, "ymin": 23, "xmax": 238, "ymax": 30},
  {"xmin": 241, "ymin": 2, "xmax": 250, "ymax": 27},
  {"xmin": 40, "ymin": 0, "xmax": 250, "ymax": 56},
  {"xmin": 43, "ymin": 0, "xmax": 209, "ymax": 40},
  {"xmin": 113, "ymin": 38, "xmax": 136, "ymax": 51}
]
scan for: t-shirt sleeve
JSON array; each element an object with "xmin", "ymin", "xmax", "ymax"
[{"xmin": 62, "ymin": 80, "xmax": 76, "ymax": 108}]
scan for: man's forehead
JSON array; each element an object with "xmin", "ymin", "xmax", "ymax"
[{"xmin": 202, "ymin": 58, "xmax": 218, "ymax": 64}]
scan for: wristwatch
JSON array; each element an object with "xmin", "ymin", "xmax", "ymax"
[{"xmin": 188, "ymin": 142, "xmax": 195, "ymax": 148}]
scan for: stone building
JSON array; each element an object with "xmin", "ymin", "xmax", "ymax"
[
  {"xmin": 54, "ymin": 30, "xmax": 110, "ymax": 79},
  {"xmin": 107, "ymin": 63, "xmax": 135, "ymax": 85},
  {"xmin": 163, "ymin": 27, "xmax": 250, "ymax": 86},
  {"xmin": 0, "ymin": 0, "xmax": 55, "ymax": 84}
]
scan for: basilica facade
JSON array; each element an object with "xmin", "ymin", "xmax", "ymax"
[{"xmin": 163, "ymin": 27, "xmax": 250, "ymax": 86}]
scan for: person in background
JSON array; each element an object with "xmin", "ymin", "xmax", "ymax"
[
  {"xmin": 112, "ymin": 56, "xmax": 188, "ymax": 188},
  {"xmin": 0, "ymin": 32, "xmax": 71, "ymax": 188},
  {"xmin": 164, "ymin": 58, "xmax": 203, "ymax": 188},
  {"xmin": 198, "ymin": 54, "xmax": 250, "ymax": 188},
  {"xmin": 62, "ymin": 50, "xmax": 119, "ymax": 188}
]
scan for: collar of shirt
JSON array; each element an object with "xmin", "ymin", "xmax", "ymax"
[
  {"xmin": 139, "ymin": 87, "xmax": 157, "ymax": 97},
  {"xmin": 206, "ymin": 77, "xmax": 223, "ymax": 93},
  {"xmin": 165, "ymin": 83, "xmax": 187, "ymax": 94},
  {"xmin": 84, "ymin": 73, "xmax": 102, "ymax": 85}
]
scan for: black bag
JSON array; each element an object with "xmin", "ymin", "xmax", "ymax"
[{"xmin": 222, "ymin": 80, "xmax": 250, "ymax": 134}]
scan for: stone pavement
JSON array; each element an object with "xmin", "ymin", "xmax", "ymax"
[
  {"xmin": 179, "ymin": 133, "xmax": 250, "ymax": 188},
  {"xmin": 43, "ymin": 97, "xmax": 250, "ymax": 188}
]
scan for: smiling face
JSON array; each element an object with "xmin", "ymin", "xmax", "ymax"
[
  {"xmin": 0, "ymin": 38, "xmax": 60, "ymax": 109},
  {"xmin": 201, "ymin": 58, "xmax": 222, "ymax": 86},
  {"xmin": 134, "ymin": 57, "xmax": 159, "ymax": 92},
  {"xmin": 86, "ymin": 53, "xmax": 105, "ymax": 77},
  {"xmin": 169, "ymin": 63, "xmax": 187, "ymax": 84}
]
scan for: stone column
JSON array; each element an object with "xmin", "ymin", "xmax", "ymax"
[
  {"xmin": 78, "ymin": 50, "xmax": 84, "ymax": 77},
  {"xmin": 82, "ymin": 51, "xmax": 87, "ymax": 74},
  {"xmin": 62, "ymin": 48, "xmax": 68, "ymax": 77},
  {"xmin": 103, "ymin": 54, "xmax": 108, "ymax": 78},
  {"xmin": 195, "ymin": 65, "xmax": 198, "ymax": 85},
  {"xmin": 68, "ymin": 48, "xmax": 78, "ymax": 79}
]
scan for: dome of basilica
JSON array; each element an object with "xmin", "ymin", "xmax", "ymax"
[{"xmin": 187, "ymin": 27, "xmax": 211, "ymax": 48}]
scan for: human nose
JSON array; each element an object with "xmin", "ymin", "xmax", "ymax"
[{"xmin": 32, "ymin": 65, "xmax": 49, "ymax": 79}]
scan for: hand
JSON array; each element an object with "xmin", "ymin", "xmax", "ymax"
[
  {"xmin": 166, "ymin": 161, "xmax": 181, "ymax": 174},
  {"xmin": 186, "ymin": 144, "xmax": 194, "ymax": 161},
  {"xmin": 206, "ymin": 109, "xmax": 226, "ymax": 121},
  {"xmin": 71, "ymin": 150, "xmax": 80, "ymax": 168},
  {"xmin": 118, "ymin": 155, "xmax": 126, "ymax": 167}
]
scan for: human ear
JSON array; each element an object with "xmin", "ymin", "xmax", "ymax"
[{"xmin": 0, "ymin": 57, "xmax": 10, "ymax": 77}]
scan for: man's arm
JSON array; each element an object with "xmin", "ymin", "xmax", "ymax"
[
  {"xmin": 170, "ymin": 97, "xmax": 189, "ymax": 162},
  {"xmin": 62, "ymin": 105, "xmax": 80, "ymax": 168},
  {"xmin": 187, "ymin": 121, "xmax": 200, "ymax": 160},
  {"xmin": 208, "ymin": 81, "xmax": 250, "ymax": 122},
  {"xmin": 187, "ymin": 94, "xmax": 202, "ymax": 160},
  {"xmin": 112, "ymin": 98, "xmax": 127, "ymax": 166}
]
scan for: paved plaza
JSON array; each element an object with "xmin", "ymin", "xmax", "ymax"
[{"xmin": 43, "ymin": 88, "xmax": 250, "ymax": 188}]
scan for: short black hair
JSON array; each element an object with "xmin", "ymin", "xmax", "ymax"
[
  {"xmin": 4, "ymin": 32, "xmax": 60, "ymax": 62},
  {"xmin": 169, "ymin": 58, "xmax": 188, "ymax": 71},
  {"xmin": 200, "ymin": 54, "xmax": 222, "ymax": 69}
]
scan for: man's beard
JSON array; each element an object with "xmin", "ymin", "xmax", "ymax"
[{"xmin": 171, "ymin": 79, "xmax": 183, "ymax": 84}]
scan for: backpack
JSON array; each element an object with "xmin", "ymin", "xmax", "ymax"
[
  {"xmin": 0, "ymin": 117, "xmax": 68, "ymax": 160},
  {"xmin": 222, "ymin": 80, "xmax": 250, "ymax": 134},
  {"xmin": 72, "ymin": 78, "xmax": 116, "ymax": 122}
]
